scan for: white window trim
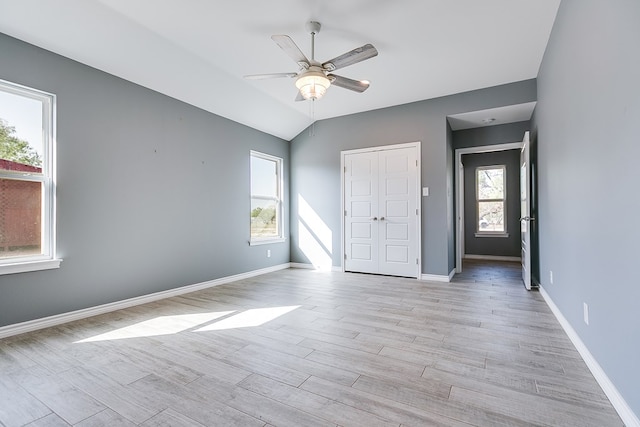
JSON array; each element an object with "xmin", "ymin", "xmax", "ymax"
[
  {"xmin": 476, "ymin": 164, "xmax": 507, "ymax": 236},
  {"xmin": 249, "ymin": 150, "xmax": 285, "ymax": 245},
  {"xmin": 474, "ymin": 232, "xmax": 510, "ymax": 238},
  {"xmin": 249, "ymin": 237, "xmax": 286, "ymax": 246},
  {"xmin": 0, "ymin": 79, "xmax": 61, "ymax": 275}
]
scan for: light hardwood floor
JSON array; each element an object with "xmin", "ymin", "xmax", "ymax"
[{"xmin": 0, "ymin": 261, "xmax": 624, "ymax": 426}]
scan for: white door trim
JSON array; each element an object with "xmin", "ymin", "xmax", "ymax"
[
  {"xmin": 341, "ymin": 142, "xmax": 422, "ymax": 277},
  {"xmin": 454, "ymin": 142, "xmax": 523, "ymax": 273}
]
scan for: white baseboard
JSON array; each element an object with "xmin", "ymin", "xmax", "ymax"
[
  {"xmin": 290, "ymin": 262, "xmax": 342, "ymax": 272},
  {"xmin": 420, "ymin": 269, "xmax": 455, "ymax": 283},
  {"xmin": 539, "ymin": 286, "xmax": 640, "ymax": 427},
  {"xmin": 464, "ymin": 254, "xmax": 521, "ymax": 262},
  {"xmin": 0, "ymin": 263, "xmax": 291, "ymax": 340}
]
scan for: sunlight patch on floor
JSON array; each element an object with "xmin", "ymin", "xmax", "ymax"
[
  {"xmin": 74, "ymin": 305, "xmax": 301, "ymax": 342},
  {"xmin": 195, "ymin": 306, "xmax": 300, "ymax": 331},
  {"xmin": 75, "ymin": 311, "xmax": 235, "ymax": 342}
]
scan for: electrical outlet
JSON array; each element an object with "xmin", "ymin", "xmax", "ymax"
[
  {"xmin": 584, "ymin": 303, "xmax": 589, "ymax": 325},
  {"xmin": 550, "ymin": 270, "xmax": 554, "ymax": 284},
  {"xmin": 267, "ymin": 249, "xmax": 271, "ymax": 258}
]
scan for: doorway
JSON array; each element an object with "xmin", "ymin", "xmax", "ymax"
[
  {"xmin": 341, "ymin": 142, "xmax": 421, "ymax": 278},
  {"xmin": 455, "ymin": 141, "xmax": 522, "ymax": 273}
]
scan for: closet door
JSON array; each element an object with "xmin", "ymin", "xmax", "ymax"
[
  {"xmin": 344, "ymin": 145, "xmax": 419, "ymax": 278},
  {"xmin": 344, "ymin": 151, "xmax": 379, "ymax": 274},
  {"xmin": 378, "ymin": 147, "xmax": 419, "ymax": 277}
]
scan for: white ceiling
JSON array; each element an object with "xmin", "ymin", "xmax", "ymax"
[
  {"xmin": 447, "ymin": 101, "xmax": 537, "ymax": 131},
  {"xmin": 0, "ymin": 0, "xmax": 560, "ymax": 141}
]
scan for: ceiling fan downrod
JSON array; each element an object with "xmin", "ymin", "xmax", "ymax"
[{"xmin": 306, "ymin": 21, "xmax": 321, "ymax": 62}]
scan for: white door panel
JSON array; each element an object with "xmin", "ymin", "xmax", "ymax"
[
  {"xmin": 386, "ymin": 200, "xmax": 409, "ymax": 217},
  {"xmin": 351, "ymin": 222, "xmax": 372, "ymax": 239},
  {"xmin": 351, "ymin": 180, "xmax": 372, "ymax": 196},
  {"xmin": 351, "ymin": 201, "xmax": 372, "ymax": 217},
  {"xmin": 351, "ymin": 243, "xmax": 372, "ymax": 260},
  {"xmin": 385, "ymin": 245, "xmax": 409, "ymax": 263},
  {"xmin": 386, "ymin": 178, "xmax": 409, "ymax": 195},
  {"xmin": 386, "ymin": 223, "xmax": 409, "ymax": 240}
]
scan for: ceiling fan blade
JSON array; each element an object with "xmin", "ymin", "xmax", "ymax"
[
  {"xmin": 323, "ymin": 44, "xmax": 378, "ymax": 72},
  {"xmin": 271, "ymin": 35, "xmax": 310, "ymax": 67},
  {"xmin": 295, "ymin": 92, "xmax": 305, "ymax": 102},
  {"xmin": 328, "ymin": 74, "xmax": 370, "ymax": 93},
  {"xmin": 244, "ymin": 72, "xmax": 297, "ymax": 80}
]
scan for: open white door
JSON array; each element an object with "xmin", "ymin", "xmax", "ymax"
[{"xmin": 520, "ymin": 131, "xmax": 533, "ymax": 290}]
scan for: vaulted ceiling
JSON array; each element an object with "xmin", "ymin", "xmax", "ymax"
[{"xmin": 0, "ymin": 0, "xmax": 561, "ymax": 140}]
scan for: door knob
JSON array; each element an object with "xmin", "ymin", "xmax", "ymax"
[
  {"xmin": 371, "ymin": 217, "xmax": 378, "ymax": 221},
  {"xmin": 380, "ymin": 217, "xmax": 385, "ymax": 221}
]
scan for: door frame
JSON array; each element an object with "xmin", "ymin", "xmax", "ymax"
[
  {"xmin": 341, "ymin": 141, "xmax": 422, "ymax": 276},
  {"xmin": 454, "ymin": 141, "xmax": 523, "ymax": 273}
]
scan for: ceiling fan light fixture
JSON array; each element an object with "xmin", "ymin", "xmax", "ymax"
[{"xmin": 295, "ymin": 70, "xmax": 330, "ymax": 100}]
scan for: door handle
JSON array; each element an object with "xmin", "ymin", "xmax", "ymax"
[
  {"xmin": 371, "ymin": 217, "xmax": 378, "ymax": 221},
  {"xmin": 379, "ymin": 217, "xmax": 385, "ymax": 221},
  {"xmin": 520, "ymin": 217, "xmax": 536, "ymax": 221}
]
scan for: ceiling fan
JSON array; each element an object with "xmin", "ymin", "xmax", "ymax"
[{"xmin": 244, "ymin": 21, "xmax": 378, "ymax": 101}]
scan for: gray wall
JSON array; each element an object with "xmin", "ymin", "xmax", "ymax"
[
  {"xmin": 0, "ymin": 33, "xmax": 290, "ymax": 328},
  {"xmin": 452, "ymin": 121, "xmax": 530, "ymax": 150},
  {"xmin": 290, "ymin": 80, "xmax": 537, "ymax": 276},
  {"xmin": 461, "ymin": 150, "xmax": 521, "ymax": 257},
  {"xmin": 535, "ymin": 0, "xmax": 640, "ymax": 417}
]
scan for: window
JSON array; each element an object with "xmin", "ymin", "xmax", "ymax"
[
  {"xmin": 250, "ymin": 151, "xmax": 283, "ymax": 244},
  {"xmin": 476, "ymin": 165, "xmax": 506, "ymax": 235},
  {"xmin": 0, "ymin": 79, "xmax": 59, "ymax": 274}
]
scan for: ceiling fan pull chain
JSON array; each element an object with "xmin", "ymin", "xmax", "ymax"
[{"xmin": 308, "ymin": 99, "xmax": 317, "ymax": 137}]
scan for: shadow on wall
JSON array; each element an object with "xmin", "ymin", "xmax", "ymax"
[{"xmin": 297, "ymin": 194, "xmax": 333, "ymax": 270}]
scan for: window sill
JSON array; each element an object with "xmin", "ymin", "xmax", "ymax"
[
  {"xmin": 0, "ymin": 258, "xmax": 63, "ymax": 276},
  {"xmin": 475, "ymin": 232, "xmax": 509, "ymax": 238},
  {"xmin": 249, "ymin": 238, "xmax": 286, "ymax": 246}
]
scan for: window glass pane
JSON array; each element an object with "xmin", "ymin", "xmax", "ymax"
[
  {"xmin": 478, "ymin": 201, "xmax": 504, "ymax": 232},
  {"xmin": 250, "ymin": 151, "xmax": 282, "ymax": 241},
  {"xmin": 0, "ymin": 178, "xmax": 42, "ymax": 259},
  {"xmin": 250, "ymin": 156, "xmax": 277, "ymax": 198},
  {"xmin": 251, "ymin": 198, "xmax": 278, "ymax": 237},
  {"xmin": 0, "ymin": 91, "xmax": 44, "ymax": 172},
  {"xmin": 477, "ymin": 168, "xmax": 504, "ymax": 200}
]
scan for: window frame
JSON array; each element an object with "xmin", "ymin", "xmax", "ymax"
[
  {"xmin": 249, "ymin": 150, "xmax": 285, "ymax": 245},
  {"xmin": 0, "ymin": 79, "xmax": 60, "ymax": 275},
  {"xmin": 475, "ymin": 164, "xmax": 508, "ymax": 237}
]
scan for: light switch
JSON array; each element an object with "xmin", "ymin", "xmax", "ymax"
[{"xmin": 422, "ymin": 187, "xmax": 429, "ymax": 197}]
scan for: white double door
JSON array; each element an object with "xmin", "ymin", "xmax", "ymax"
[{"xmin": 343, "ymin": 145, "xmax": 420, "ymax": 278}]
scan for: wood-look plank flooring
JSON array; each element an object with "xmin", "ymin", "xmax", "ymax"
[{"xmin": 0, "ymin": 261, "xmax": 624, "ymax": 426}]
